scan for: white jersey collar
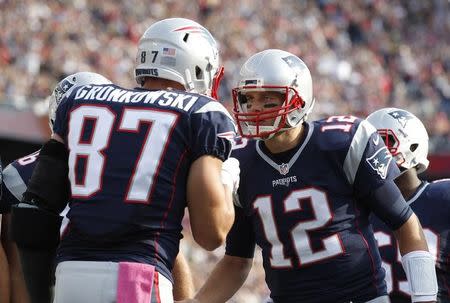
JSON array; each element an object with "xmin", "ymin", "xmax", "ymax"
[{"xmin": 255, "ymin": 122, "xmax": 314, "ymax": 175}]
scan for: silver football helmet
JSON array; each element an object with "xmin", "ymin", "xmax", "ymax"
[
  {"xmin": 232, "ymin": 49, "xmax": 314, "ymax": 139},
  {"xmin": 366, "ymin": 108, "xmax": 429, "ymax": 173},
  {"xmin": 48, "ymin": 72, "xmax": 111, "ymax": 130},
  {"xmin": 135, "ymin": 18, "xmax": 223, "ymax": 99}
]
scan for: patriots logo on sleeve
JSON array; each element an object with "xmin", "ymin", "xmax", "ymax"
[
  {"xmin": 388, "ymin": 110, "xmax": 414, "ymax": 128},
  {"xmin": 366, "ymin": 146, "xmax": 393, "ymax": 179}
]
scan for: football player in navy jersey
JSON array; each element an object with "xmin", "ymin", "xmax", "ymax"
[
  {"xmin": 367, "ymin": 108, "xmax": 449, "ymax": 303},
  {"xmin": 183, "ymin": 49, "xmax": 437, "ymax": 303},
  {"xmin": 2, "ymin": 72, "xmax": 111, "ymax": 303},
  {"xmin": 12, "ymin": 18, "xmax": 238, "ymax": 303}
]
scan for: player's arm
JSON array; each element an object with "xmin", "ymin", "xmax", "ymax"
[
  {"xmin": 369, "ymin": 187, "xmax": 437, "ymax": 303},
  {"xmin": 392, "ymin": 214, "xmax": 436, "ymax": 303},
  {"xmin": 350, "ymin": 121, "xmax": 437, "ymax": 303},
  {"xmin": 187, "ymin": 156, "xmax": 237, "ymax": 250},
  {"xmin": 193, "ymin": 255, "xmax": 252, "ymax": 303},
  {"xmin": 172, "ymin": 251, "xmax": 195, "ymax": 300},
  {"xmin": 1, "ymin": 214, "xmax": 30, "ymax": 303},
  {"xmin": 10, "ymin": 138, "xmax": 68, "ymax": 250},
  {"xmin": 181, "ymin": 205, "xmax": 255, "ymax": 303}
]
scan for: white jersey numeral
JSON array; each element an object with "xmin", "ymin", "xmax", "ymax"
[
  {"xmin": 68, "ymin": 106, "xmax": 115, "ymax": 197},
  {"xmin": 321, "ymin": 115, "xmax": 358, "ymax": 132},
  {"xmin": 254, "ymin": 188, "xmax": 344, "ymax": 268},
  {"xmin": 118, "ymin": 108, "xmax": 177, "ymax": 202},
  {"xmin": 68, "ymin": 105, "xmax": 177, "ymax": 202}
]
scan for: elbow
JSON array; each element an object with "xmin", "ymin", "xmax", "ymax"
[
  {"xmin": 194, "ymin": 229, "xmax": 228, "ymax": 251},
  {"xmin": 189, "ymin": 201, "xmax": 235, "ymax": 251}
]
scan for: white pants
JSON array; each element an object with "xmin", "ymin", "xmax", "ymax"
[{"xmin": 53, "ymin": 261, "xmax": 173, "ymax": 303}]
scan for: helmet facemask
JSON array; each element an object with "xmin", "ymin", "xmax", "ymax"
[
  {"xmin": 231, "ymin": 49, "xmax": 314, "ymax": 140},
  {"xmin": 232, "ymin": 85, "xmax": 305, "ymax": 139}
]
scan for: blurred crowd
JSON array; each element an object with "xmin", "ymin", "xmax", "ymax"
[
  {"xmin": 1, "ymin": 0, "xmax": 450, "ymax": 151},
  {"xmin": 0, "ymin": 0, "xmax": 449, "ymax": 301}
]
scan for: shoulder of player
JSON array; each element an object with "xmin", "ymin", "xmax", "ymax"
[
  {"xmin": 188, "ymin": 94, "xmax": 231, "ymax": 115},
  {"xmin": 3, "ymin": 159, "xmax": 31, "ymax": 191},
  {"xmin": 231, "ymin": 139, "xmax": 258, "ymax": 169},
  {"xmin": 70, "ymin": 85, "xmax": 225, "ymax": 115},
  {"xmin": 311, "ymin": 117, "xmax": 374, "ymax": 151},
  {"xmin": 426, "ymin": 179, "xmax": 450, "ymax": 201}
]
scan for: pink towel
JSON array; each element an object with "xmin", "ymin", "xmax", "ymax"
[{"xmin": 117, "ymin": 262, "xmax": 155, "ymax": 303}]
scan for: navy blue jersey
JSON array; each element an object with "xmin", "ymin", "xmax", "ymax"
[
  {"xmin": 53, "ymin": 84, "xmax": 236, "ymax": 281},
  {"xmin": 0, "ymin": 151, "xmax": 40, "ymax": 213},
  {"xmin": 372, "ymin": 179, "xmax": 450, "ymax": 303},
  {"xmin": 226, "ymin": 117, "xmax": 413, "ymax": 303}
]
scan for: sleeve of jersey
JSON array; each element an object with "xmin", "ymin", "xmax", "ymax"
[
  {"xmin": 0, "ymin": 164, "xmax": 27, "ymax": 213},
  {"xmin": 52, "ymin": 93, "xmax": 75, "ymax": 138},
  {"xmin": 343, "ymin": 119, "xmax": 412, "ymax": 230},
  {"xmin": 189, "ymin": 101, "xmax": 237, "ymax": 162},
  {"xmin": 225, "ymin": 206, "xmax": 256, "ymax": 258}
]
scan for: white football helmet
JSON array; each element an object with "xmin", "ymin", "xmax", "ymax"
[
  {"xmin": 48, "ymin": 72, "xmax": 111, "ymax": 130},
  {"xmin": 232, "ymin": 49, "xmax": 314, "ymax": 139},
  {"xmin": 135, "ymin": 18, "xmax": 223, "ymax": 99},
  {"xmin": 366, "ymin": 108, "xmax": 429, "ymax": 173}
]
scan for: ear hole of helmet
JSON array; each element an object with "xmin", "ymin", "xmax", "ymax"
[
  {"xmin": 410, "ymin": 143, "xmax": 418, "ymax": 152},
  {"xmin": 183, "ymin": 33, "xmax": 189, "ymax": 42}
]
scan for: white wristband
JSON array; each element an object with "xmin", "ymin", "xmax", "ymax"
[{"xmin": 401, "ymin": 250, "xmax": 437, "ymax": 302}]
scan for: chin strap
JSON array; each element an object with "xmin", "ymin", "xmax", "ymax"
[{"xmin": 211, "ymin": 66, "xmax": 224, "ymax": 100}]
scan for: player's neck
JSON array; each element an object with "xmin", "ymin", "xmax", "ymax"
[
  {"xmin": 394, "ymin": 168, "xmax": 422, "ymax": 200},
  {"xmin": 142, "ymin": 78, "xmax": 185, "ymax": 91},
  {"xmin": 264, "ymin": 125, "xmax": 304, "ymax": 154}
]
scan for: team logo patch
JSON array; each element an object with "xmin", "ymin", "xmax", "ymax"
[
  {"xmin": 366, "ymin": 147, "xmax": 393, "ymax": 179},
  {"xmin": 388, "ymin": 110, "xmax": 414, "ymax": 128}
]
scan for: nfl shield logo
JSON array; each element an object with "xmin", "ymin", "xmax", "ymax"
[{"xmin": 279, "ymin": 163, "xmax": 289, "ymax": 175}]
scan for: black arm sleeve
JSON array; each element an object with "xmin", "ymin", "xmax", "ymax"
[
  {"xmin": 23, "ymin": 139, "xmax": 70, "ymax": 214},
  {"xmin": 364, "ymin": 180, "xmax": 413, "ymax": 230},
  {"xmin": 225, "ymin": 206, "xmax": 256, "ymax": 258}
]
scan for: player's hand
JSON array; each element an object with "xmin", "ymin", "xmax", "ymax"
[{"xmin": 221, "ymin": 157, "xmax": 240, "ymax": 194}]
